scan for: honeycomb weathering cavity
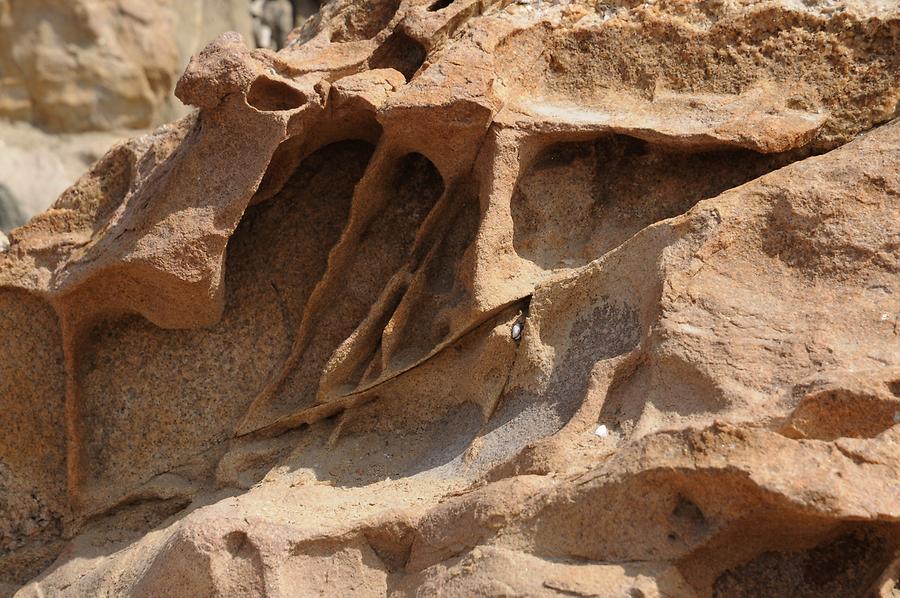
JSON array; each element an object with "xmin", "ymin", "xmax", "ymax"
[
  {"xmin": 0, "ymin": 0, "xmax": 899, "ymax": 595},
  {"xmin": 246, "ymin": 77, "xmax": 309, "ymax": 111}
]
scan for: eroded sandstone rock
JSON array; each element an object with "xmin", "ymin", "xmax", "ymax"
[
  {"xmin": 0, "ymin": 0, "xmax": 258, "ymax": 226},
  {"xmin": 0, "ymin": 0, "xmax": 898, "ymax": 595},
  {"xmin": 0, "ymin": 0, "xmax": 253, "ymax": 132}
]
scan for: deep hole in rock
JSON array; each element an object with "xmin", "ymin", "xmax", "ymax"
[
  {"xmin": 224, "ymin": 530, "xmax": 250, "ymax": 556},
  {"xmin": 246, "ymin": 77, "xmax": 307, "ymax": 112},
  {"xmin": 75, "ymin": 140, "xmax": 375, "ymax": 511},
  {"xmin": 887, "ymin": 380, "xmax": 900, "ymax": 397},
  {"xmin": 369, "ymin": 31, "xmax": 427, "ymax": 82},
  {"xmin": 712, "ymin": 527, "xmax": 895, "ymax": 597},
  {"xmin": 250, "ymin": 135, "xmax": 306, "ymax": 206},
  {"xmin": 249, "ymin": 149, "xmax": 445, "ymax": 426},
  {"xmin": 377, "ymin": 181, "xmax": 480, "ymax": 371},
  {"xmin": 252, "ymin": 116, "xmax": 383, "ymax": 207},
  {"xmin": 511, "ymin": 135, "xmax": 801, "ymax": 270},
  {"xmin": 672, "ymin": 496, "xmax": 707, "ymax": 528},
  {"xmin": 428, "ymin": 0, "xmax": 455, "ymax": 11},
  {"xmin": 356, "ymin": 153, "xmax": 444, "ymax": 246},
  {"xmin": 381, "ymin": 152, "xmax": 444, "ymax": 239},
  {"xmin": 322, "ymin": 152, "xmax": 444, "ymax": 389}
]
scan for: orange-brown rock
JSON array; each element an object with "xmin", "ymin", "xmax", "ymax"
[{"xmin": 0, "ymin": 0, "xmax": 898, "ymax": 595}]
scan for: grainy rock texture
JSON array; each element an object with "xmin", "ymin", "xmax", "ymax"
[{"xmin": 1, "ymin": 0, "xmax": 899, "ymax": 596}]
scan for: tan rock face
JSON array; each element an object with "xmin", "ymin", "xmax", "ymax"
[
  {"xmin": 0, "ymin": 0, "xmax": 253, "ymax": 132},
  {"xmin": 0, "ymin": 0, "xmax": 255, "ymax": 227},
  {"xmin": 1, "ymin": 0, "xmax": 899, "ymax": 595}
]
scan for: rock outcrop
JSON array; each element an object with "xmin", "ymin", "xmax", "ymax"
[
  {"xmin": 0, "ymin": 0, "xmax": 898, "ymax": 595},
  {"xmin": 0, "ymin": 0, "xmax": 253, "ymax": 132},
  {"xmin": 0, "ymin": 184, "xmax": 23, "ymax": 232},
  {"xmin": 0, "ymin": 0, "xmax": 256, "ymax": 230},
  {"xmin": 0, "ymin": 122, "xmax": 135, "ymax": 234}
]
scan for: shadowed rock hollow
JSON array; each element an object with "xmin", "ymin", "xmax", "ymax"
[{"xmin": 0, "ymin": 0, "xmax": 898, "ymax": 595}]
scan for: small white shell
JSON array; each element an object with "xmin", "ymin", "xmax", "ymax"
[
  {"xmin": 0, "ymin": 231, "xmax": 8, "ymax": 253},
  {"xmin": 594, "ymin": 424, "xmax": 609, "ymax": 438},
  {"xmin": 511, "ymin": 321, "xmax": 523, "ymax": 340}
]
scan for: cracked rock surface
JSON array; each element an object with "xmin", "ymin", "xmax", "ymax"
[{"xmin": 1, "ymin": 0, "xmax": 899, "ymax": 595}]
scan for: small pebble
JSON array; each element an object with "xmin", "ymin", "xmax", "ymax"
[
  {"xmin": 594, "ymin": 424, "xmax": 609, "ymax": 438},
  {"xmin": 511, "ymin": 321, "xmax": 523, "ymax": 340},
  {"xmin": 894, "ymin": 412, "xmax": 900, "ymax": 424},
  {"xmin": 0, "ymin": 232, "xmax": 7, "ymax": 253}
]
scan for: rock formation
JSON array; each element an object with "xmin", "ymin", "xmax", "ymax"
[
  {"xmin": 0, "ymin": 184, "xmax": 24, "ymax": 232},
  {"xmin": 0, "ymin": 0, "xmax": 256, "ymax": 229},
  {"xmin": 0, "ymin": 122, "xmax": 135, "ymax": 234},
  {"xmin": 0, "ymin": 0, "xmax": 898, "ymax": 595},
  {"xmin": 0, "ymin": 0, "xmax": 254, "ymax": 132}
]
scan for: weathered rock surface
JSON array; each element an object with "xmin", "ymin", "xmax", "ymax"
[
  {"xmin": 0, "ymin": 122, "xmax": 137, "ymax": 233},
  {"xmin": 0, "ymin": 0, "xmax": 253, "ymax": 132},
  {"xmin": 0, "ymin": 0, "xmax": 898, "ymax": 595},
  {"xmin": 0, "ymin": 0, "xmax": 256, "ymax": 229}
]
